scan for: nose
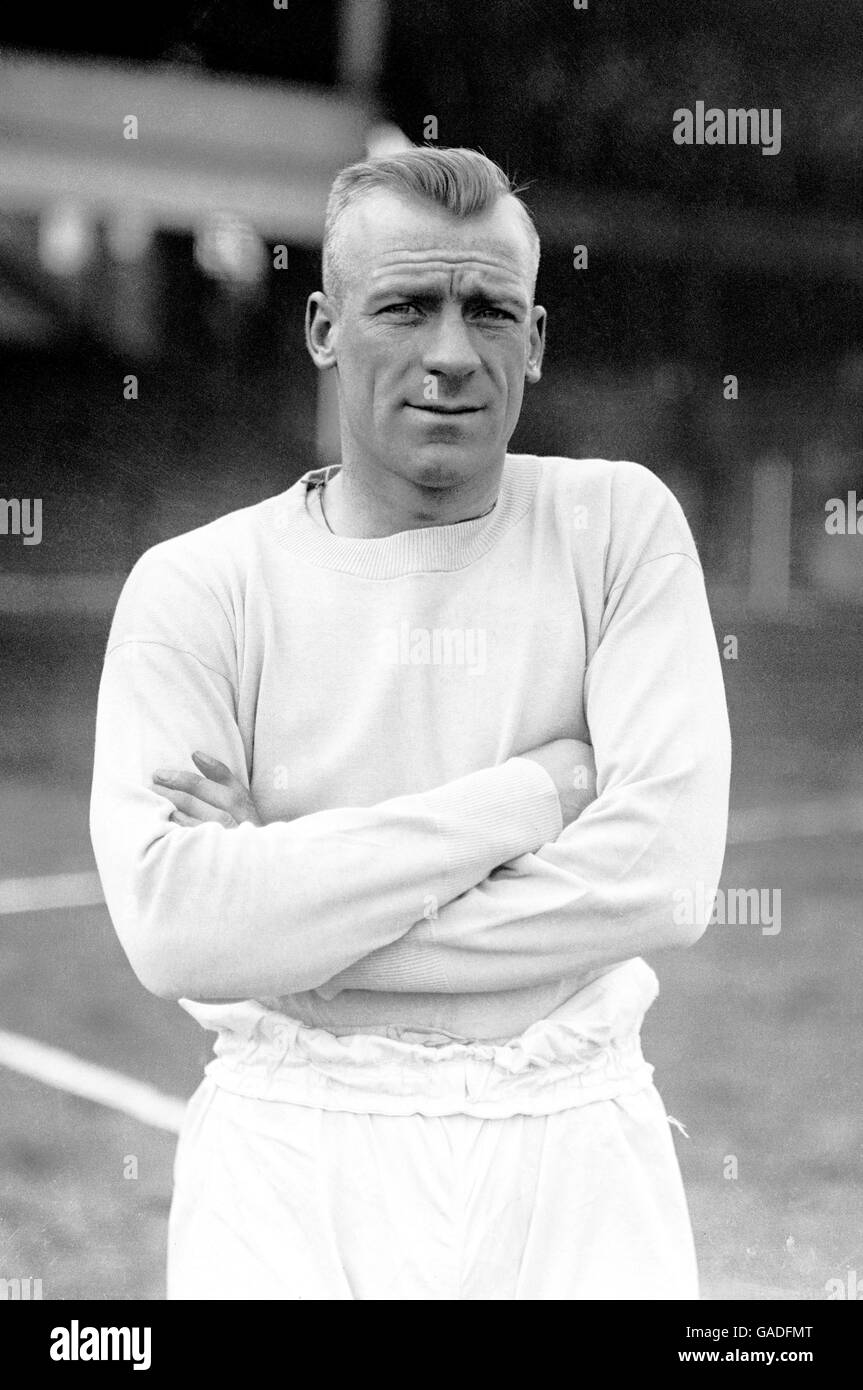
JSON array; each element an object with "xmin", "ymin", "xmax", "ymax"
[{"xmin": 421, "ymin": 305, "xmax": 481, "ymax": 380}]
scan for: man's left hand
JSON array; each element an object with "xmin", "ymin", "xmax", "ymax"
[{"xmin": 152, "ymin": 752, "xmax": 262, "ymax": 828}]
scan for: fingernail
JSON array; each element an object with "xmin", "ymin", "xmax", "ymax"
[{"xmin": 192, "ymin": 751, "xmax": 217, "ymax": 768}]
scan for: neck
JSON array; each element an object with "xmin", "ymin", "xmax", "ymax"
[{"xmin": 321, "ymin": 457, "xmax": 504, "ymax": 539}]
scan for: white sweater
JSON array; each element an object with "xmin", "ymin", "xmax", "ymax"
[{"xmin": 90, "ymin": 454, "xmax": 731, "ymax": 1044}]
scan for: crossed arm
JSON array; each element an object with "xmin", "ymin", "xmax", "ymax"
[
  {"xmin": 150, "ymin": 735, "xmax": 596, "ymax": 1000},
  {"xmin": 91, "ymin": 548, "xmax": 731, "ymax": 1003}
]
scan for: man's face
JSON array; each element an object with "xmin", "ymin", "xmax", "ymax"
[{"xmin": 307, "ymin": 189, "xmax": 545, "ymax": 492}]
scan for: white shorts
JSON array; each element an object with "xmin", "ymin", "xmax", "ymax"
[{"xmin": 168, "ymin": 964, "xmax": 698, "ymax": 1300}]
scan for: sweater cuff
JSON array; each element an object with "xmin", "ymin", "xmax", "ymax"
[
  {"xmin": 316, "ymin": 922, "xmax": 450, "ymax": 998},
  {"xmin": 425, "ymin": 755, "xmax": 563, "ymax": 886}
]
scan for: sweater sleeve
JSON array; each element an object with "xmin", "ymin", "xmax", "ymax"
[
  {"xmin": 318, "ymin": 548, "xmax": 731, "ymax": 994},
  {"xmin": 89, "ymin": 550, "xmax": 563, "ymax": 1001}
]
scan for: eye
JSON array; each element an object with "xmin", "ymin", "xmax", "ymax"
[
  {"xmin": 471, "ymin": 306, "xmax": 515, "ymax": 321},
  {"xmin": 378, "ymin": 302, "xmax": 422, "ymax": 317}
]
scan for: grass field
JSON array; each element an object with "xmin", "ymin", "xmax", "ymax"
[{"xmin": 1, "ymin": 597, "xmax": 861, "ymax": 1300}]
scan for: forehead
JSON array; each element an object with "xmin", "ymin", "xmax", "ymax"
[{"xmin": 334, "ymin": 189, "xmax": 536, "ymax": 295}]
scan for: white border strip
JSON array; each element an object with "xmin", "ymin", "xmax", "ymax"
[
  {"xmin": 0, "ymin": 870, "xmax": 104, "ymax": 915},
  {"xmin": 0, "ymin": 1029, "xmax": 186, "ymax": 1134},
  {"xmin": 0, "ymin": 1029, "xmax": 810, "ymax": 1301},
  {"xmin": 1, "ymin": 795, "xmax": 861, "ymax": 920},
  {"xmin": 728, "ymin": 796, "xmax": 863, "ymax": 844}
]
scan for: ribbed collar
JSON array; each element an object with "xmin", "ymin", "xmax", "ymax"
[{"xmin": 270, "ymin": 455, "xmax": 540, "ymax": 579}]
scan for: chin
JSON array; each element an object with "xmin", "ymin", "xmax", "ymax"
[{"xmin": 400, "ymin": 446, "xmax": 496, "ymax": 491}]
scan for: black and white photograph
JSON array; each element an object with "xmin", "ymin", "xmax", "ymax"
[{"xmin": 0, "ymin": 0, "xmax": 861, "ymax": 1332}]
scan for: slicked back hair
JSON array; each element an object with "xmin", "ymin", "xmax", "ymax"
[{"xmin": 322, "ymin": 146, "xmax": 540, "ymax": 303}]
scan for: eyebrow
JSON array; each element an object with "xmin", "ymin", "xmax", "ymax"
[{"xmin": 366, "ymin": 283, "xmax": 528, "ymax": 312}]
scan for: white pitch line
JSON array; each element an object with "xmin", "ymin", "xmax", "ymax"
[
  {"xmin": 0, "ymin": 870, "xmax": 104, "ymax": 915},
  {"xmin": 728, "ymin": 796, "xmax": 863, "ymax": 845},
  {"xmin": 0, "ymin": 1029, "xmax": 813, "ymax": 1304},
  {"xmin": 1, "ymin": 794, "xmax": 862, "ymax": 920},
  {"xmin": 0, "ymin": 1029, "xmax": 186, "ymax": 1134}
]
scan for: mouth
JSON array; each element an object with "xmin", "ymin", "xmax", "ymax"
[{"xmin": 407, "ymin": 404, "xmax": 483, "ymax": 415}]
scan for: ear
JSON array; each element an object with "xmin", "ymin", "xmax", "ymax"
[
  {"xmin": 525, "ymin": 305, "xmax": 547, "ymax": 384},
  {"xmin": 305, "ymin": 291, "xmax": 338, "ymax": 370}
]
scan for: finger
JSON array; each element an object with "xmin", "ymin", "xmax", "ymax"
[
  {"xmin": 191, "ymin": 751, "xmax": 240, "ymax": 786},
  {"xmin": 152, "ymin": 769, "xmax": 235, "ymax": 814},
  {"xmin": 170, "ymin": 809, "xmax": 203, "ymax": 828},
  {"xmin": 156, "ymin": 785, "xmax": 235, "ymax": 826},
  {"xmin": 188, "ymin": 753, "xmax": 261, "ymax": 827}
]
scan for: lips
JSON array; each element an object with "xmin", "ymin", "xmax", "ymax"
[{"xmin": 408, "ymin": 404, "xmax": 482, "ymax": 414}]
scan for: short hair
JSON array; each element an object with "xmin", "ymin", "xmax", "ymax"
[{"xmin": 322, "ymin": 146, "xmax": 540, "ymax": 303}]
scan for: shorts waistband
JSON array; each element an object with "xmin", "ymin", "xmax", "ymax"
[{"xmin": 181, "ymin": 958, "xmax": 659, "ymax": 1118}]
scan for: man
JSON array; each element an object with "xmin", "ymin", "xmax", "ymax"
[{"xmin": 90, "ymin": 147, "xmax": 731, "ymax": 1300}]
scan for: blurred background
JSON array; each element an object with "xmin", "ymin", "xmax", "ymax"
[{"xmin": 1, "ymin": 0, "xmax": 861, "ymax": 1300}]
